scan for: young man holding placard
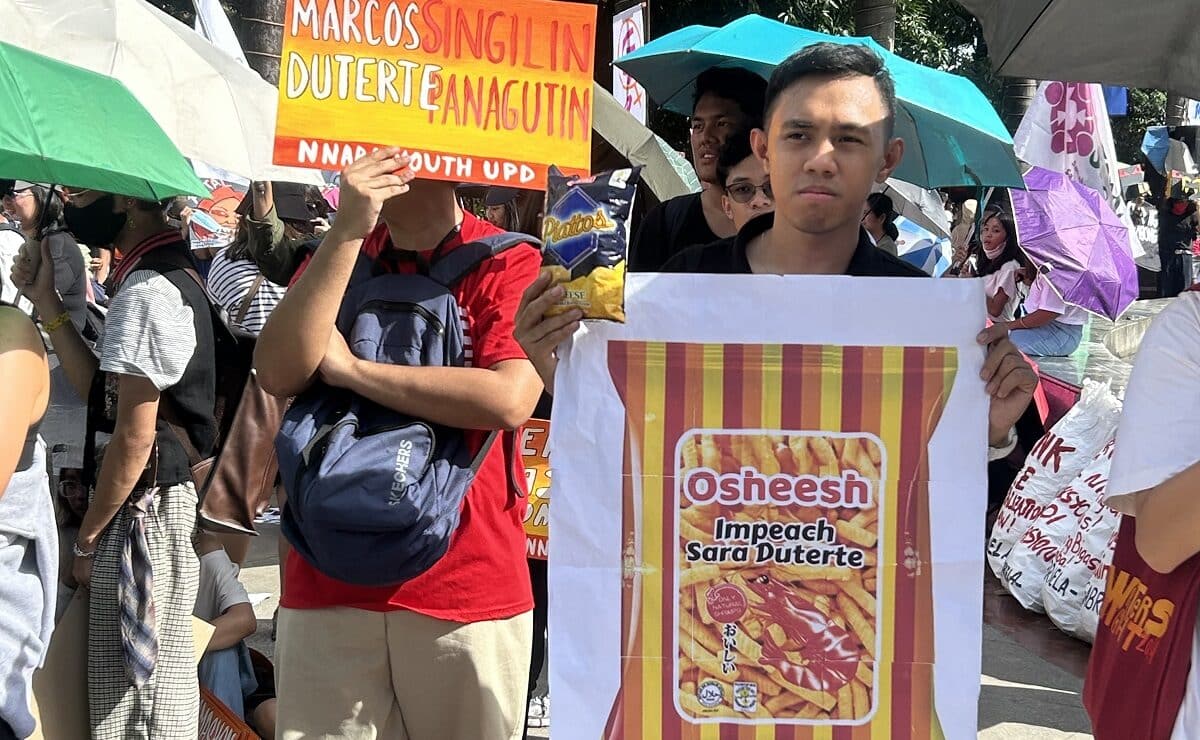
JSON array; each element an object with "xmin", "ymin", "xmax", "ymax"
[
  {"xmin": 256, "ymin": 150, "xmax": 544, "ymax": 740},
  {"xmin": 517, "ymin": 43, "xmax": 1036, "ymax": 459}
]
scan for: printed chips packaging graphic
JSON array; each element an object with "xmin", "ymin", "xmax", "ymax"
[
  {"xmin": 547, "ymin": 274, "xmax": 989, "ymax": 740},
  {"xmin": 541, "ymin": 166, "xmax": 641, "ymax": 322},
  {"xmin": 604, "ymin": 342, "xmax": 956, "ymax": 734}
]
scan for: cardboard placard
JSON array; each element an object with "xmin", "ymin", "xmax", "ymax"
[
  {"xmin": 273, "ymin": 0, "xmax": 596, "ymax": 188},
  {"xmin": 522, "ymin": 418, "xmax": 551, "ymax": 560}
]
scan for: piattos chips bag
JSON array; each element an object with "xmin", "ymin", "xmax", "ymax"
[
  {"xmin": 605, "ymin": 341, "xmax": 957, "ymax": 736},
  {"xmin": 541, "ymin": 165, "xmax": 641, "ymax": 322}
]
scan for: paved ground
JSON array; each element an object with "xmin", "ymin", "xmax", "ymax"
[{"xmin": 46, "ymin": 360, "xmax": 1093, "ymax": 739}]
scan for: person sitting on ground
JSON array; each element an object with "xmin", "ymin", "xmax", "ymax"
[
  {"xmin": 999, "ymin": 264, "xmax": 1086, "ymax": 357},
  {"xmin": 717, "ymin": 129, "xmax": 775, "ymax": 232},
  {"xmin": 0, "ymin": 299, "xmax": 54, "ymax": 740},
  {"xmin": 973, "ymin": 209, "xmax": 1025, "ymax": 323},
  {"xmin": 1, "ymin": 181, "xmax": 88, "ymax": 331},
  {"xmin": 515, "ymin": 42, "xmax": 1037, "ymax": 467},
  {"xmin": 862, "ymin": 192, "xmax": 899, "ymax": 256},
  {"xmin": 193, "ymin": 531, "xmax": 277, "ymax": 738},
  {"xmin": 629, "ymin": 67, "xmax": 768, "ymax": 271}
]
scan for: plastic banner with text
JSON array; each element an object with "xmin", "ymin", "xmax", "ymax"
[
  {"xmin": 549, "ymin": 274, "xmax": 989, "ymax": 739},
  {"xmin": 274, "ymin": 0, "xmax": 596, "ymax": 188}
]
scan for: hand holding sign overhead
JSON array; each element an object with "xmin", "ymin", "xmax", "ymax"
[{"xmin": 273, "ymin": 0, "xmax": 597, "ymax": 188}]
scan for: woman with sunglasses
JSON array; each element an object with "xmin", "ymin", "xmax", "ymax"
[
  {"xmin": 1, "ymin": 181, "xmax": 87, "ymax": 332},
  {"xmin": 718, "ymin": 131, "xmax": 775, "ymax": 232}
]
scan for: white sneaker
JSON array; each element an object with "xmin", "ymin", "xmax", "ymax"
[{"xmin": 527, "ymin": 694, "xmax": 550, "ymax": 729}]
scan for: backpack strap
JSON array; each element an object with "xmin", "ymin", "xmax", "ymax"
[
  {"xmin": 427, "ymin": 232, "xmax": 542, "ymax": 288},
  {"xmin": 234, "ymin": 272, "xmax": 266, "ymax": 326}
]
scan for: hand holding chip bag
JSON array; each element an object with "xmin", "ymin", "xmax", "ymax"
[{"xmin": 541, "ymin": 166, "xmax": 642, "ymax": 322}]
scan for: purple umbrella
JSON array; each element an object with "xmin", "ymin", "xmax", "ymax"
[{"xmin": 1010, "ymin": 166, "xmax": 1139, "ymax": 321}]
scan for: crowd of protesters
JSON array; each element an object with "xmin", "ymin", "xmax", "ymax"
[{"xmin": 1, "ymin": 35, "xmax": 1199, "ymax": 740}]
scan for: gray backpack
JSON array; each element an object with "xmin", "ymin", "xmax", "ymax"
[{"xmin": 277, "ymin": 232, "xmax": 536, "ymax": 585}]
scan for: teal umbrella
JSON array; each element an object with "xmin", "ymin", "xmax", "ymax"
[
  {"xmin": 0, "ymin": 40, "xmax": 206, "ymax": 199},
  {"xmin": 615, "ymin": 15, "xmax": 1024, "ymax": 189}
]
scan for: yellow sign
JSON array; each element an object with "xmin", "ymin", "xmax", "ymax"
[
  {"xmin": 273, "ymin": 0, "xmax": 596, "ymax": 188},
  {"xmin": 522, "ymin": 418, "xmax": 550, "ymax": 560}
]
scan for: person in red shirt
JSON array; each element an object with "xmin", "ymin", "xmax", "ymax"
[{"xmin": 255, "ymin": 148, "xmax": 544, "ymax": 740}]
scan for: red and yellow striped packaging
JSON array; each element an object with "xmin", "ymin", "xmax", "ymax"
[{"xmin": 604, "ymin": 341, "xmax": 957, "ymax": 739}]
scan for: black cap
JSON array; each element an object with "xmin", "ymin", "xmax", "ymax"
[
  {"xmin": 484, "ymin": 186, "xmax": 518, "ymax": 207},
  {"xmin": 236, "ymin": 182, "xmax": 316, "ymax": 222}
]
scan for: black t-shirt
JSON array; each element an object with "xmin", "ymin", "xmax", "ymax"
[
  {"xmin": 661, "ymin": 213, "xmax": 928, "ymax": 278},
  {"xmin": 629, "ymin": 192, "xmax": 721, "ymax": 272},
  {"xmin": 1159, "ymin": 203, "xmax": 1198, "ymax": 254}
]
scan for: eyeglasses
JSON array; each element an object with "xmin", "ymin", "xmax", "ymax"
[{"xmin": 725, "ymin": 181, "xmax": 773, "ymax": 204}]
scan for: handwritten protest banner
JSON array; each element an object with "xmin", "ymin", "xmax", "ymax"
[
  {"xmin": 522, "ymin": 418, "xmax": 551, "ymax": 560},
  {"xmin": 274, "ymin": 0, "xmax": 596, "ymax": 188},
  {"xmin": 549, "ymin": 274, "xmax": 989, "ymax": 739}
]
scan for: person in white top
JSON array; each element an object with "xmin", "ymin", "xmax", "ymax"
[
  {"xmin": 1000, "ymin": 266, "xmax": 1086, "ymax": 357},
  {"xmin": 974, "ymin": 209, "xmax": 1025, "ymax": 322},
  {"xmin": 1104, "ymin": 290, "xmax": 1200, "ymax": 739}
]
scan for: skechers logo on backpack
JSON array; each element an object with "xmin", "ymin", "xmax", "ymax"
[{"xmin": 389, "ymin": 440, "xmax": 414, "ymax": 505}]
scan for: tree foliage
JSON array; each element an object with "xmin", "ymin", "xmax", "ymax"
[{"xmin": 1112, "ymin": 89, "xmax": 1166, "ymax": 166}]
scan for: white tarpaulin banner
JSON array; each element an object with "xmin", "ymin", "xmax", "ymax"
[
  {"xmin": 549, "ymin": 273, "xmax": 988, "ymax": 739},
  {"xmin": 1014, "ymin": 81, "xmax": 1144, "ymax": 259},
  {"xmin": 612, "ymin": 4, "xmax": 648, "ymax": 124}
]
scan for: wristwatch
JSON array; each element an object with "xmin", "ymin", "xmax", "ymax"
[{"xmin": 72, "ymin": 541, "xmax": 96, "ymax": 559}]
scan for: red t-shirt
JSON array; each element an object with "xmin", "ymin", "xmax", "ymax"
[{"xmin": 280, "ymin": 212, "xmax": 539, "ymax": 622}]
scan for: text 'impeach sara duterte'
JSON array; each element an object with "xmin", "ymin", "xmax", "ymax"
[{"xmin": 286, "ymin": 0, "xmax": 593, "ymax": 138}]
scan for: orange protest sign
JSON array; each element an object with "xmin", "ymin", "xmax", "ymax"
[
  {"xmin": 522, "ymin": 418, "xmax": 550, "ymax": 560},
  {"xmin": 274, "ymin": 0, "xmax": 596, "ymax": 189}
]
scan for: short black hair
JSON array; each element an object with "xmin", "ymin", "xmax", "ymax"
[
  {"xmin": 693, "ymin": 67, "xmax": 768, "ymax": 129},
  {"xmin": 764, "ymin": 43, "xmax": 897, "ymax": 139},
  {"xmin": 716, "ymin": 130, "xmax": 757, "ymax": 188}
]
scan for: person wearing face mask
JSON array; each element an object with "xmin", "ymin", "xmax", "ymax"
[
  {"xmin": 974, "ymin": 209, "xmax": 1025, "ymax": 322},
  {"xmin": 11, "ymin": 188, "xmax": 216, "ymax": 739},
  {"xmin": 862, "ymin": 192, "xmax": 899, "ymax": 256},
  {"xmin": 1159, "ymin": 195, "xmax": 1198, "ymax": 299},
  {"xmin": 628, "ymin": 67, "xmax": 768, "ymax": 272}
]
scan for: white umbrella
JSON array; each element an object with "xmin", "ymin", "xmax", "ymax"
[
  {"xmin": 874, "ymin": 179, "xmax": 951, "ymax": 238},
  {"xmin": 1, "ymin": 0, "xmax": 323, "ymax": 186},
  {"xmin": 593, "ymin": 83, "xmax": 698, "ymax": 201}
]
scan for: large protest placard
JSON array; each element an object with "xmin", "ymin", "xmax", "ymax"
[
  {"xmin": 549, "ymin": 274, "xmax": 989, "ymax": 739},
  {"xmin": 274, "ymin": 0, "xmax": 596, "ymax": 188}
]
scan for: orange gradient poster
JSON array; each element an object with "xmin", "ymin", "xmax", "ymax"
[
  {"xmin": 523, "ymin": 418, "xmax": 551, "ymax": 560},
  {"xmin": 273, "ymin": 0, "xmax": 597, "ymax": 188},
  {"xmin": 548, "ymin": 274, "xmax": 990, "ymax": 739}
]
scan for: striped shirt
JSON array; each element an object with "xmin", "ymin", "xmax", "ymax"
[
  {"xmin": 98, "ymin": 269, "xmax": 196, "ymax": 391},
  {"xmin": 206, "ymin": 247, "xmax": 286, "ymax": 335}
]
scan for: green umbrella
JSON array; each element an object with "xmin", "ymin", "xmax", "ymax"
[{"xmin": 0, "ymin": 40, "xmax": 206, "ymax": 199}]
